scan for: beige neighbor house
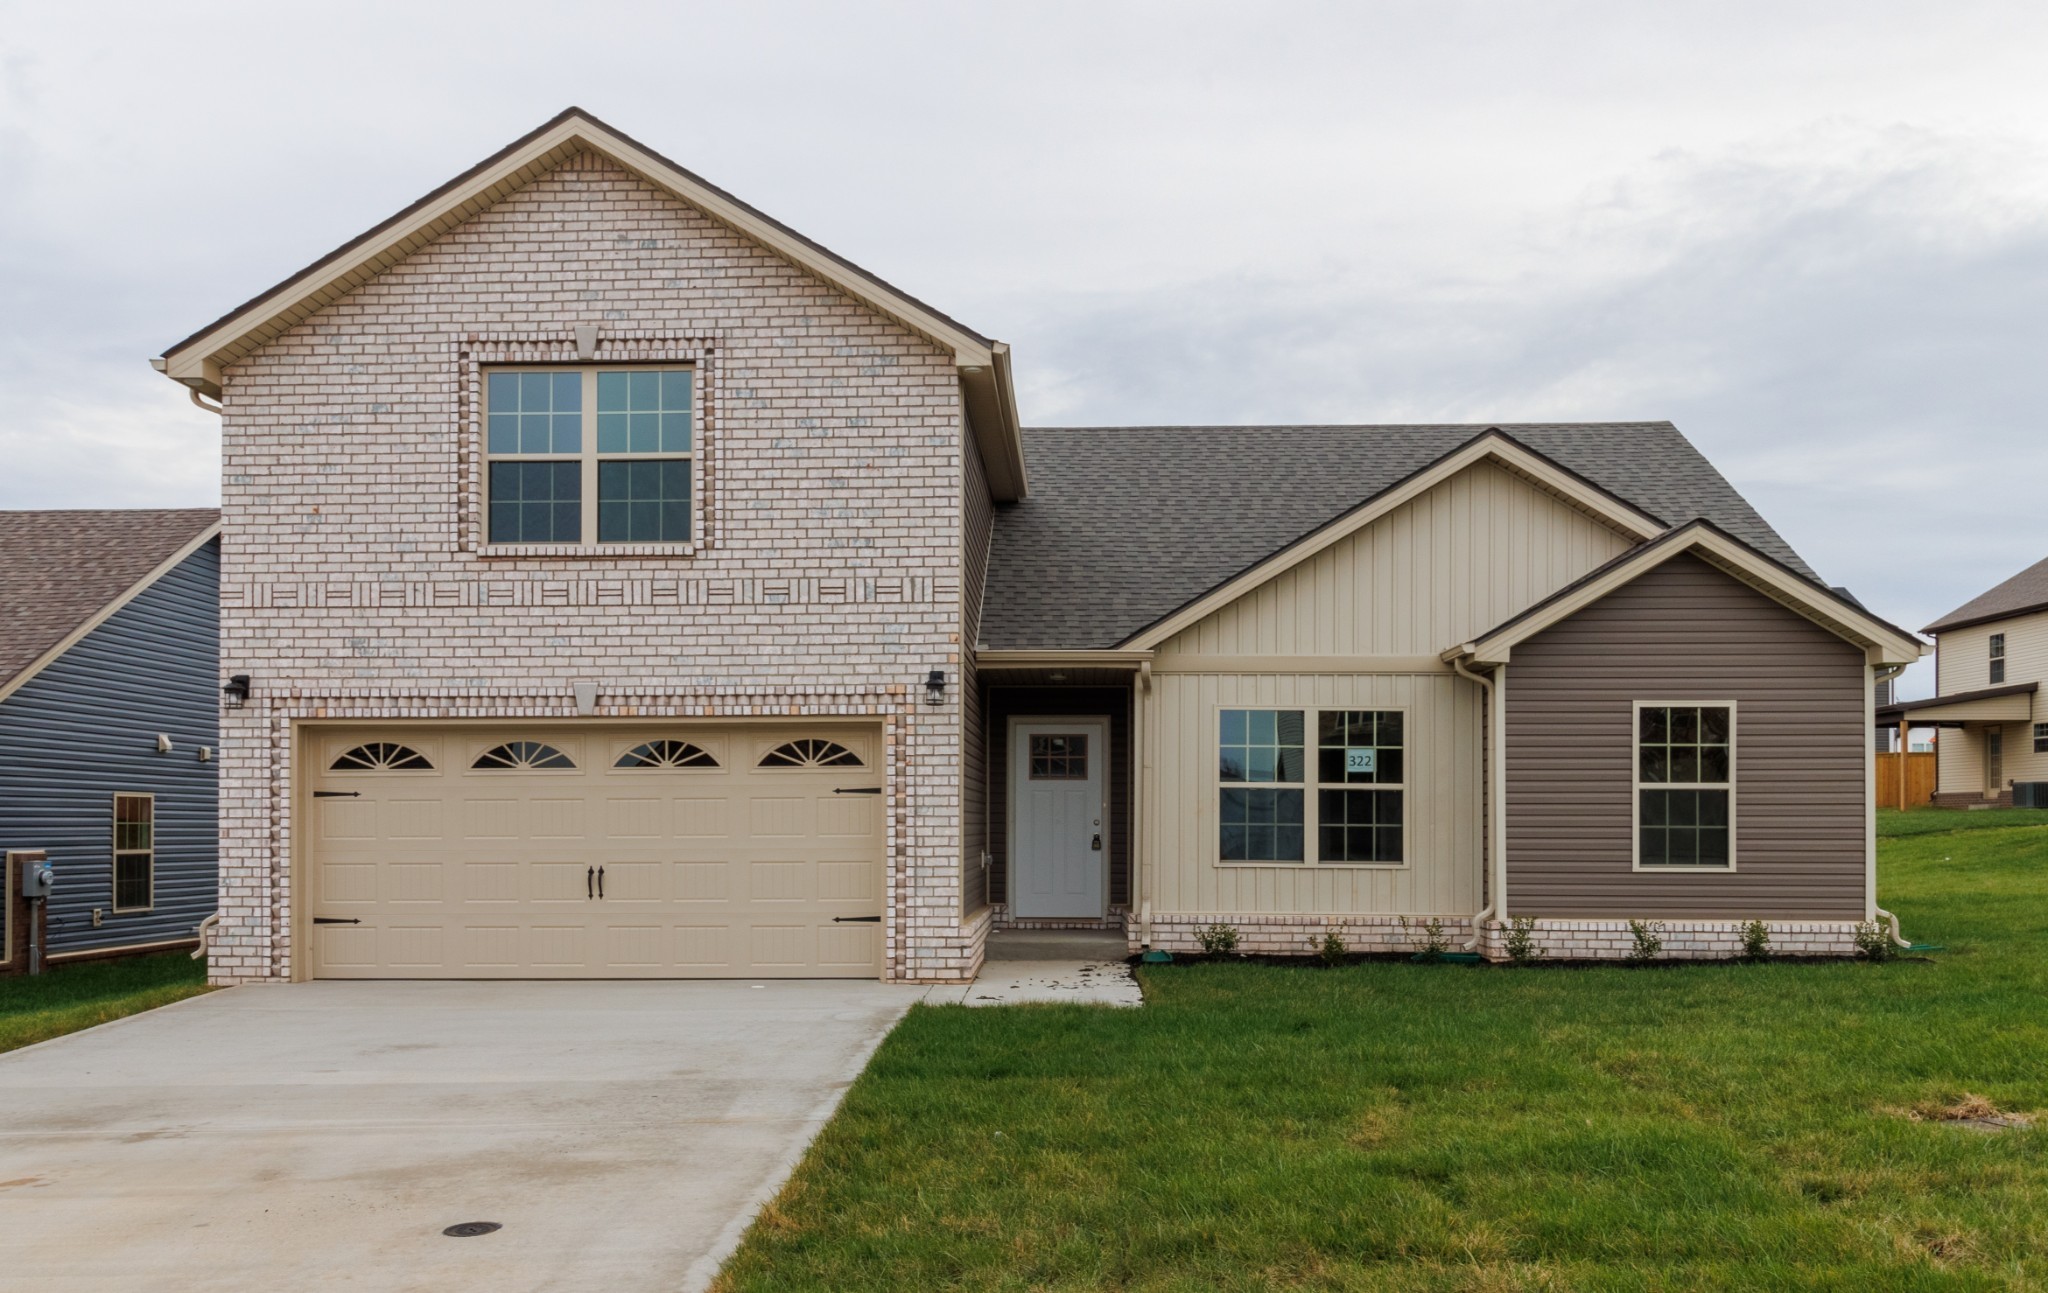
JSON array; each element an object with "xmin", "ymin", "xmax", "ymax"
[
  {"xmin": 1882, "ymin": 555, "xmax": 2048, "ymax": 808},
  {"xmin": 154, "ymin": 109, "xmax": 1927, "ymax": 986}
]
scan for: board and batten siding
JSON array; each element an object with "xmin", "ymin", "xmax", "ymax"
[
  {"xmin": 960, "ymin": 416, "xmax": 995, "ymax": 914},
  {"xmin": 0, "ymin": 540, "xmax": 220, "ymax": 955},
  {"xmin": 1144, "ymin": 461, "xmax": 1635, "ymax": 918},
  {"xmin": 1504, "ymin": 553, "xmax": 1869, "ymax": 919},
  {"xmin": 1158, "ymin": 461, "xmax": 1636, "ymax": 659},
  {"xmin": 1143, "ymin": 671, "xmax": 1481, "ymax": 916},
  {"xmin": 1932, "ymin": 607, "xmax": 2048, "ymax": 795}
]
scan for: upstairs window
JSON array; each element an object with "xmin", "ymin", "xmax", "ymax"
[
  {"xmin": 1990, "ymin": 633, "xmax": 2006, "ymax": 685},
  {"xmin": 1637, "ymin": 704, "xmax": 1733, "ymax": 869},
  {"xmin": 485, "ymin": 366, "xmax": 693, "ymax": 546}
]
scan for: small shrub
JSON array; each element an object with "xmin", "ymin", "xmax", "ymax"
[
  {"xmin": 1738, "ymin": 919, "xmax": 1771, "ymax": 961},
  {"xmin": 1625, "ymin": 919, "xmax": 1665, "ymax": 965},
  {"xmin": 1400, "ymin": 915, "xmax": 1449, "ymax": 962},
  {"xmin": 1314, "ymin": 928, "xmax": 1349, "ymax": 967},
  {"xmin": 1854, "ymin": 920, "xmax": 1897, "ymax": 962},
  {"xmin": 1504, "ymin": 915, "xmax": 1539, "ymax": 965},
  {"xmin": 1195, "ymin": 922, "xmax": 1240, "ymax": 956}
]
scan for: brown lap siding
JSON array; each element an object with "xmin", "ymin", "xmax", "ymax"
[
  {"xmin": 1505, "ymin": 553, "xmax": 1868, "ymax": 920},
  {"xmin": 985, "ymin": 685, "xmax": 1132, "ymax": 909}
]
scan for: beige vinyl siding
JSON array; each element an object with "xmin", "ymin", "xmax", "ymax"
[
  {"xmin": 1504, "ymin": 554, "xmax": 1868, "ymax": 919},
  {"xmin": 1157, "ymin": 461, "xmax": 1636, "ymax": 661},
  {"xmin": 1140, "ymin": 461, "xmax": 1635, "ymax": 919},
  {"xmin": 1143, "ymin": 672, "xmax": 1481, "ymax": 915},
  {"xmin": 1933, "ymin": 608, "xmax": 2048, "ymax": 795},
  {"xmin": 961, "ymin": 415, "xmax": 994, "ymax": 914}
]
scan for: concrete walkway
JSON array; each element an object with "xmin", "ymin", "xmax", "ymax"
[
  {"xmin": 0, "ymin": 979, "xmax": 917, "ymax": 1293},
  {"xmin": 924, "ymin": 929, "xmax": 1144, "ymax": 1007}
]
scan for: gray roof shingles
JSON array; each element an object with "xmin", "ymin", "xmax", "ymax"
[
  {"xmin": 0, "ymin": 508, "xmax": 219, "ymax": 691},
  {"xmin": 1924, "ymin": 554, "xmax": 2048, "ymax": 634},
  {"xmin": 982, "ymin": 422, "xmax": 1812, "ymax": 650}
]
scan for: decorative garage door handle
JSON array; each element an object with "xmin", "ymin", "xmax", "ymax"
[
  {"xmin": 313, "ymin": 791, "xmax": 360, "ymax": 798},
  {"xmin": 597, "ymin": 866, "xmax": 604, "ymax": 899},
  {"xmin": 834, "ymin": 787, "xmax": 882, "ymax": 795},
  {"xmin": 312, "ymin": 917, "xmax": 360, "ymax": 925},
  {"xmin": 586, "ymin": 866, "xmax": 594, "ymax": 900},
  {"xmin": 832, "ymin": 915, "xmax": 882, "ymax": 923}
]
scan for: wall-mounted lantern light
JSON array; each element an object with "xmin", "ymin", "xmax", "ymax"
[
  {"xmin": 222, "ymin": 674, "xmax": 251, "ymax": 709},
  {"xmin": 925, "ymin": 669, "xmax": 947, "ymax": 705}
]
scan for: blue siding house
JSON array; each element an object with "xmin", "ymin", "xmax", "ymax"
[{"xmin": 0, "ymin": 510, "xmax": 220, "ymax": 969}]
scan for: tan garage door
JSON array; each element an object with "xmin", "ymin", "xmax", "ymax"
[{"xmin": 305, "ymin": 724, "xmax": 884, "ymax": 979}]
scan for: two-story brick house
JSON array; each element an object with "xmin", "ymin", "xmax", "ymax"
[
  {"xmin": 1881, "ymin": 555, "xmax": 2048, "ymax": 807},
  {"xmin": 155, "ymin": 110, "xmax": 1926, "ymax": 984}
]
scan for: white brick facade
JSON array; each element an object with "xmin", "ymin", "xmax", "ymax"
[{"xmin": 211, "ymin": 154, "xmax": 981, "ymax": 985}]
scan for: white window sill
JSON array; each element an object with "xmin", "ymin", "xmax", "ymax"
[{"xmin": 1217, "ymin": 861, "xmax": 1410, "ymax": 870}]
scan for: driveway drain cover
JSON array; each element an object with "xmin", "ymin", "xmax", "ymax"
[{"xmin": 442, "ymin": 1222, "xmax": 502, "ymax": 1238}]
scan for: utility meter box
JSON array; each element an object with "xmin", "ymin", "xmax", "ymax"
[{"xmin": 14, "ymin": 852, "xmax": 54, "ymax": 900}]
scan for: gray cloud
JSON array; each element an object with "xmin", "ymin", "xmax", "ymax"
[{"xmin": 7, "ymin": 2, "xmax": 2048, "ymax": 701}]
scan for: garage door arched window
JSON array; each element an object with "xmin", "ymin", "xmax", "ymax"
[
  {"xmin": 472, "ymin": 741, "xmax": 577, "ymax": 771},
  {"xmin": 759, "ymin": 738, "xmax": 863, "ymax": 768},
  {"xmin": 615, "ymin": 740, "xmax": 719, "ymax": 769},
  {"xmin": 330, "ymin": 742, "xmax": 434, "ymax": 772}
]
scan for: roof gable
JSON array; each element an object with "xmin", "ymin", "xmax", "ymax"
[
  {"xmin": 0, "ymin": 509, "xmax": 221, "ymax": 701},
  {"xmin": 1121, "ymin": 430, "xmax": 1663, "ymax": 650},
  {"xmin": 154, "ymin": 107, "xmax": 1026, "ymax": 498},
  {"xmin": 1451, "ymin": 520, "xmax": 1925, "ymax": 667},
  {"xmin": 981, "ymin": 421, "xmax": 1812, "ymax": 650},
  {"xmin": 1924, "ymin": 553, "xmax": 2048, "ymax": 634}
]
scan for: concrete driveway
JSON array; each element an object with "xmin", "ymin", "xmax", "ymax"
[{"xmin": 0, "ymin": 979, "xmax": 919, "ymax": 1292}]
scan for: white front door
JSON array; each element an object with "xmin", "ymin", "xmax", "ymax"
[{"xmin": 1010, "ymin": 719, "xmax": 1107, "ymax": 919}]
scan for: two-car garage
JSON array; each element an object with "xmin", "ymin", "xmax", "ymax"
[{"xmin": 303, "ymin": 723, "xmax": 886, "ymax": 979}]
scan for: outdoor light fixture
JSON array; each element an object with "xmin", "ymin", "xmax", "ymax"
[
  {"xmin": 222, "ymin": 674, "xmax": 251, "ymax": 709},
  {"xmin": 925, "ymin": 669, "xmax": 947, "ymax": 705}
]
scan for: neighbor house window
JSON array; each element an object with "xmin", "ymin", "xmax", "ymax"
[
  {"xmin": 1636, "ymin": 704, "xmax": 1733, "ymax": 869},
  {"xmin": 1990, "ymin": 633, "xmax": 2006, "ymax": 685},
  {"xmin": 485, "ymin": 366, "xmax": 693, "ymax": 546},
  {"xmin": 2034, "ymin": 722, "xmax": 2048, "ymax": 754},
  {"xmin": 112, "ymin": 793, "xmax": 154, "ymax": 911}
]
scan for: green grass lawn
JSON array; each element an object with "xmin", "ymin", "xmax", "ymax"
[
  {"xmin": 0, "ymin": 950, "xmax": 212, "ymax": 1055},
  {"xmin": 719, "ymin": 812, "xmax": 2048, "ymax": 1292}
]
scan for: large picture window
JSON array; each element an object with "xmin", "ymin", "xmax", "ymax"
[
  {"xmin": 1636, "ymin": 703, "xmax": 1733, "ymax": 869},
  {"xmin": 485, "ymin": 366, "xmax": 693, "ymax": 546},
  {"xmin": 1218, "ymin": 708, "xmax": 1405, "ymax": 866}
]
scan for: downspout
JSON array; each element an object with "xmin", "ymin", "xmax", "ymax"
[
  {"xmin": 1134, "ymin": 660, "xmax": 1152, "ymax": 949},
  {"xmin": 1870, "ymin": 662, "xmax": 1913, "ymax": 947},
  {"xmin": 191, "ymin": 911, "xmax": 220, "ymax": 960},
  {"xmin": 1451, "ymin": 656, "xmax": 1497, "ymax": 950},
  {"xmin": 189, "ymin": 387, "xmax": 223, "ymax": 416}
]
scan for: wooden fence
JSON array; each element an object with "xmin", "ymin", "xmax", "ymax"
[{"xmin": 1876, "ymin": 751, "xmax": 1936, "ymax": 810}]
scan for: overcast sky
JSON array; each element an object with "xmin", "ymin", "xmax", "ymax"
[{"xmin": 6, "ymin": 1, "xmax": 2046, "ymax": 696}]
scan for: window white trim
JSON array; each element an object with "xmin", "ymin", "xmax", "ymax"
[
  {"xmin": 1990, "ymin": 633, "xmax": 2007, "ymax": 685},
  {"xmin": 1630, "ymin": 699, "xmax": 1738, "ymax": 873},
  {"xmin": 1212, "ymin": 704, "xmax": 1410, "ymax": 870},
  {"xmin": 111, "ymin": 792, "xmax": 156, "ymax": 913}
]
